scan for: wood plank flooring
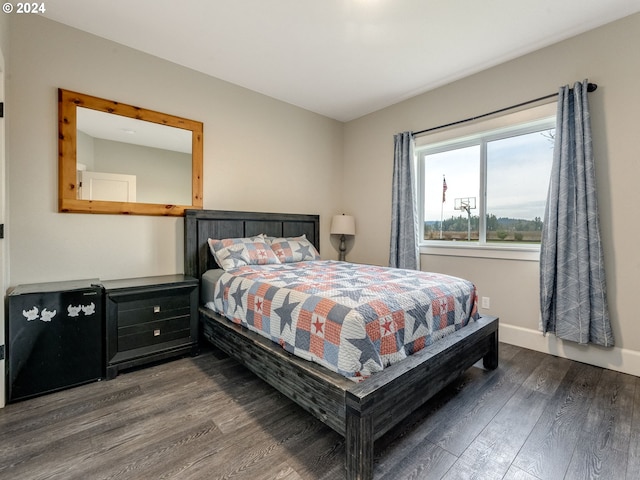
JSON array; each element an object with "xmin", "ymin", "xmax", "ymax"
[{"xmin": 1, "ymin": 343, "xmax": 639, "ymax": 480}]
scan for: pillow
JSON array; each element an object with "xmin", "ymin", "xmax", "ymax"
[
  {"xmin": 208, "ymin": 237, "xmax": 281, "ymax": 270},
  {"xmin": 268, "ymin": 234, "xmax": 321, "ymax": 263}
]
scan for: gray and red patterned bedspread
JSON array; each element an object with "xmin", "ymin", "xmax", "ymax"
[{"xmin": 205, "ymin": 260, "xmax": 478, "ymax": 380}]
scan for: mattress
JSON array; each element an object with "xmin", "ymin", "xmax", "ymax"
[{"xmin": 203, "ymin": 260, "xmax": 478, "ymax": 380}]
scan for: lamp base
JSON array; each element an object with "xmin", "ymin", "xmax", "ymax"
[{"xmin": 338, "ymin": 234, "xmax": 346, "ymax": 261}]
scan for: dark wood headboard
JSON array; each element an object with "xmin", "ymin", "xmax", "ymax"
[{"xmin": 184, "ymin": 209, "xmax": 320, "ymax": 279}]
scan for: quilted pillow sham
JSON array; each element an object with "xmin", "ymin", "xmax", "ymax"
[
  {"xmin": 268, "ymin": 234, "xmax": 321, "ymax": 263},
  {"xmin": 208, "ymin": 237, "xmax": 281, "ymax": 270}
]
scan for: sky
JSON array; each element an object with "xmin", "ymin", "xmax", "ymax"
[{"xmin": 422, "ymin": 128, "xmax": 555, "ymax": 222}]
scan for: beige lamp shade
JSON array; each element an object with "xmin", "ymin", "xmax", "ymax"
[{"xmin": 330, "ymin": 214, "xmax": 356, "ymax": 236}]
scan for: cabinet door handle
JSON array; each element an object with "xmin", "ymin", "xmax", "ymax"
[{"xmin": 153, "ymin": 306, "xmax": 161, "ymax": 313}]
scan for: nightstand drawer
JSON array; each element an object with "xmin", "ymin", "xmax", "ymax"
[
  {"xmin": 118, "ymin": 315, "xmax": 191, "ymax": 351},
  {"xmin": 117, "ymin": 292, "xmax": 192, "ymax": 326}
]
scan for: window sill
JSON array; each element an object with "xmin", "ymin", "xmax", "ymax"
[{"xmin": 420, "ymin": 243, "xmax": 540, "ymax": 261}]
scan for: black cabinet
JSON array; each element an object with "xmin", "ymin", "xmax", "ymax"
[
  {"xmin": 6, "ymin": 279, "xmax": 103, "ymax": 403},
  {"xmin": 102, "ymin": 275, "xmax": 198, "ymax": 379}
]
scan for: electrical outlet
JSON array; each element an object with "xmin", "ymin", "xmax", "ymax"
[{"xmin": 481, "ymin": 297, "xmax": 490, "ymax": 309}]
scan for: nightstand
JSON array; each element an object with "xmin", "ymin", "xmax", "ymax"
[{"xmin": 102, "ymin": 274, "xmax": 199, "ymax": 379}]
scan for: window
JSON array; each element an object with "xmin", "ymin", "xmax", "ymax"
[{"xmin": 417, "ymin": 104, "xmax": 556, "ymax": 248}]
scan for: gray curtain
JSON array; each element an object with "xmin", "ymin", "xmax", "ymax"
[
  {"xmin": 389, "ymin": 131, "xmax": 420, "ymax": 270},
  {"xmin": 540, "ymin": 80, "xmax": 613, "ymax": 346}
]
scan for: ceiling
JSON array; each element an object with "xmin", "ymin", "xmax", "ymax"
[{"xmin": 43, "ymin": 0, "xmax": 640, "ymax": 122}]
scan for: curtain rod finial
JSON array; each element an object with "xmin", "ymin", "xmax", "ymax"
[{"xmin": 587, "ymin": 83, "xmax": 598, "ymax": 92}]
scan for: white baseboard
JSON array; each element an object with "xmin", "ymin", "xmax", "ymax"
[{"xmin": 499, "ymin": 323, "xmax": 640, "ymax": 378}]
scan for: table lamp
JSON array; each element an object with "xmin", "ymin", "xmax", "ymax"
[{"xmin": 330, "ymin": 214, "xmax": 356, "ymax": 261}]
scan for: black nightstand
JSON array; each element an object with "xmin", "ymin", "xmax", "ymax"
[{"xmin": 102, "ymin": 274, "xmax": 199, "ymax": 379}]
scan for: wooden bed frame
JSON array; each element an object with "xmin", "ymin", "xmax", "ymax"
[{"xmin": 184, "ymin": 209, "xmax": 499, "ymax": 480}]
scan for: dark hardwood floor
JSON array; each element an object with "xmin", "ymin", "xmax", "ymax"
[{"xmin": 1, "ymin": 342, "xmax": 639, "ymax": 480}]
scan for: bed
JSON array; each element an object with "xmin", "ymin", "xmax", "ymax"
[{"xmin": 184, "ymin": 209, "xmax": 499, "ymax": 480}]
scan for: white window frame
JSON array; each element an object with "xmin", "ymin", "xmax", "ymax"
[{"xmin": 415, "ymin": 102, "xmax": 557, "ymax": 262}]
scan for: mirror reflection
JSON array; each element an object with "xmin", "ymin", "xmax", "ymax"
[{"xmin": 76, "ymin": 108, "xmax": 192, "ymax": 205}]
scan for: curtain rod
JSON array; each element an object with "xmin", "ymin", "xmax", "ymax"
[{"xmin": 412, "ymin": 82, "xmax": 598, "ymax": 137}]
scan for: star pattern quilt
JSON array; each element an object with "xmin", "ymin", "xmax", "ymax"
[{"xmin": 209, "ymin": 260, "xmax": 478, "ymax": 380}]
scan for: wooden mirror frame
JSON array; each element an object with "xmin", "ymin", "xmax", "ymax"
[{"xmin": 58, "ymin": 88, "xmax": 203, "ymax": 216}]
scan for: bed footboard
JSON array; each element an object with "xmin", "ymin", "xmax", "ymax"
[
  {"xmin": 200, "ymin": 308, "xmax": 498, "ymax": 480},
  {"xmin": 343, "ymin": 315, "xmax": 498, "ymax": 479}
]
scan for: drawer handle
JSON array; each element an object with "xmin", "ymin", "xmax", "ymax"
[
  {"xmin": 154, "ymin": 329, "xmax": 161, "ymax": 337},
  {"xmin": 153, "ymin": 306, "xmax": 161, "ymax": 313}
]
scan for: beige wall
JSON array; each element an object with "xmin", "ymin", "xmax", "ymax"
[
  {"xmin": 6, "ymin": 15, "xmax": 343, "ymax": 285},
  {"xmin": 344, "ymin": 13, "xmax": 640, "ymax": 375}
]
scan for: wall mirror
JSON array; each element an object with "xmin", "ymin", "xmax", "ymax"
[{"xmin": 58, "ymin": 88, "xmax": 203, "ymax": 216}]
